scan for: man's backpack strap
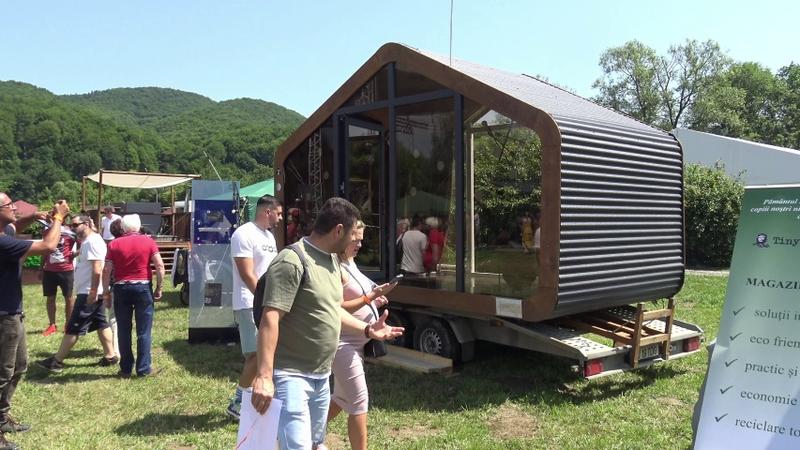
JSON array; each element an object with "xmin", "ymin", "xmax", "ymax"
[{"xmin": 253, "ymin": 241, "xmax": 309, "ymax": 327}]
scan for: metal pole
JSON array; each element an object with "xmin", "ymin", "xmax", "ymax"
[
  {"xmin": 171, "ymin": 186, "xmax": 176, "ymax": 239},
  {"xmin": 97, "ymin": 171, "xmax": 104, "ymax": 227},
  {"xmin": 81, "ymin": 176, "xmax": 86, "ymax": 212}
]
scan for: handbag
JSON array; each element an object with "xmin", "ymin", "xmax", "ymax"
[{"xmin": 364, "ymin": 336, "xmax": 387, "ymax": 358}]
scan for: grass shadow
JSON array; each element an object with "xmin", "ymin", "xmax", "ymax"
[
  {"xmin": 161, "ymin": 338, "xmax": 241, "ymax": 381},
  {"xmin": 115, "ymin": 412, "xmax": 230, "ymax": 436},
  {"xmin": 30, "ymin": 348, "xmax": 104, "ymax": 359},
  {"xmin": 369, "ymin": 342, "xmax": 687, "ymax": 413},
  {"xmin": 26, "ymin": 369, "xmax": 120, "ymax": 385}
]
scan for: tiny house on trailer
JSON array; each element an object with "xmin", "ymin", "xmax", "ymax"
[{"xmin": 273, "ymin": 43, "xmax": 702, "ymax": 377}]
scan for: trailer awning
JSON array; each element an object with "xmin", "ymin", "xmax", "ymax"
[{"xmin": 85, "ymin": 170, "xmax": 200, "ymax": 189}]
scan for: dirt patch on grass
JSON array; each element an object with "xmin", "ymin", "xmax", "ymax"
[
  {"xmin": 489, "ymin": 403, "xmax": 539, "ymax": 440},
  {"xmin": 388, "ymin": 423, "xmax": 443, "ymax": 441},
  {"xmin": 657, "ymin": 396, "xmax": 685, "ymax": 407},
  {"xmin": 324, "ymin": 432, "xmax": 349, "ymax": 450}
]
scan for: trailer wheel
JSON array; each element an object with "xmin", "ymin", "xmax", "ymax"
[
  {"xmin": 414, "ymin": 318, "xmax": 461, "ymax": 362},
  {"xmin": 385, "ymin": 310, "xmax": 413, "ymax": 348},
  {"xmin": 179, "ymin": 283, "xmax": 190, "ymax": 306}
]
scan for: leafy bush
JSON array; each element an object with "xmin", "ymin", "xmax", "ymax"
[
  {"xmin": 684, "ymin": 163, "xmax": 745, "ymax": 268},
  {"xmin": 22, "ymin": 255, "xmax": 42, "ymax": 269}
]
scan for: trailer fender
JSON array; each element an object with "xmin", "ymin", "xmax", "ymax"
[{"xmin": 444, "ymin": 317, "xmax": 476, "ymax": 362}]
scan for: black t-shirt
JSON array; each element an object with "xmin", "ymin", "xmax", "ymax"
[{"xmin": 0, "ymin": 234, "xmax": 32, "ymax": 315}]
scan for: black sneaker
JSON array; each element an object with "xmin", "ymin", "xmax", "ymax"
[
  {"xmin": 0, "ymin": 416, "xmax": 30, "ymax": 433},
  {"xmin": 36, "ymin": 356, "xmax": 64, "ymax": 374},
  {"xmin": 0, "ymin": 431, "xmax": 19, "ymax": 450},
  {"xmin": 99, "ymin": 355, "xmax": 120, "ymax": 366}
]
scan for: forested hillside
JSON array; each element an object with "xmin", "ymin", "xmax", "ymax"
[{"xmin": 0, "ymin": 82, "xmax": 304, "ymax": 206}]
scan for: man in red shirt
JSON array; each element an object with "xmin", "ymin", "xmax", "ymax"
[
  {"xmin": 101, "ymin": 214, "xmax": 165, "ymax": 378},
  {"xmin": 40, "ymin": 226, "xmax": 77, "ymax": 336}
]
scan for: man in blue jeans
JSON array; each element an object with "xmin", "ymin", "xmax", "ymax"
[
  {"xmin": 251, "ymin": 198, "xmax": 403, "ymax": 450},
  {"xmin": 101, "ymin": 214, "xmax": 165, "ymax": 378}
]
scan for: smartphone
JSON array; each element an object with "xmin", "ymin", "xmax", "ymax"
[{"xmin": 390, "ymin": 274, "xmax": 404, "ymax": 284}]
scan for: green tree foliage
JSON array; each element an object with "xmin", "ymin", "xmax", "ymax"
[
  {"xmin": 0, "ymin": 81, "xmax": 304, "ymax": 206},
  {"xmin": 684, "ymin": 163, "xmax": 745, "ymax": 268},
  {"xmin": 472, "ymin": 125, "xmax": 542, "ymax": 243},
  {"xmin": 593, "ymin": 39, "xmax": 731, "ymax": 130}
]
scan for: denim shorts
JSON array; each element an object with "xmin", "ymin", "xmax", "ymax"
[
  {"xmin": 65, "ymin": 294, "xmax": 109, "ymax": 336},
  {"xmin": 273, "ymin": 372, "xmax": 330, "ymax": 450},
  {"xmin": 233, "ymin": 308, "xmax": 258, "ymax": 355}
]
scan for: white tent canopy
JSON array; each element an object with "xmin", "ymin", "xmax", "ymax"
[{"xmin": 85, "ymin": 170, "xmax": 200, "ymax": 189}]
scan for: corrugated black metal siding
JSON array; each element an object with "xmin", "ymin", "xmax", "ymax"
[{"xmin": 553, "ymin": 116, "xmax": 684, "ymax": 316}]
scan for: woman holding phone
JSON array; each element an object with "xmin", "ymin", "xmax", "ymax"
[{"xmin": 324, "ymin": 220, "xmax": 397, "ymax": 450}]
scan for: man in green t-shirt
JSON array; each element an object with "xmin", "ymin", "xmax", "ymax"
[{"xmin": 251, "ymin": 197, "xmax": 403, "ymax": 450}]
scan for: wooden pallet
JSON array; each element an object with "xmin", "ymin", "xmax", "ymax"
[
  {"xmin": 557, "ymin": 298, "xmax": 676, "ymax": 368},
  {"xmin": 366, "ymin": 345, "xmax": 453, "ymax": 375}
]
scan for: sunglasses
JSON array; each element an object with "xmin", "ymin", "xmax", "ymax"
[
  {"xmin": 0, "ymin": 200, "xmax": 14, "ymax": 209},
  {"xmin": 69, "ymin": 222, "xmax": 86, "ymax": 229}
]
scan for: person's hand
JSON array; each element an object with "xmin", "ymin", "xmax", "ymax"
[
  {"xmin": 251, "ymin": 376, "xmax": 275, "ymax": 414},
  {"xmin": 87, "ymin": 288, "xmax": 98, "ymax": 304},
  {"xmin": 369, "ymin": 282, "xmax": 396, "ymax": 300},
  {"xmin": 53, "ymin": 200, "xmax": 70, "ymax": 218},
  {"xmin": 373, "ymin": 295, "xmax": 389, "ymax": 308},
  {"xmin": 34, "ymin": 211, "xmax": 49, "ymax": 221},
  {"xmin": 102, "ymin": 292, "xmax": 112, "ymax": 309},
  {"xmin": 368, "ymin": 310, "xmax": 404, "ymax": 341},
  {"xmin": 153, "ymin": 286, "xmax": 163, "ymax": 301}
]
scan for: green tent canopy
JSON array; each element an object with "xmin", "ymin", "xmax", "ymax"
[{"xmin": 240, "ymin": 178, "xmax": 274, "ymax": 221}]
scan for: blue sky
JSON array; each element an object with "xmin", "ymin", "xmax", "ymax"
[{"xmin": 1, "ymin": 0, "xmax": 798, "ymax": 117}]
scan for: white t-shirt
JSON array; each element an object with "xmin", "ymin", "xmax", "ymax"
[
  {"xmin": 101, "ymin": 214, "xmax": 121, "ymax": 240},
  {"xmin": 400, "ymin": 229, "xmax": 427, "ymax": 274},
  {"xmin": 74, "ymin": 233, "xmax": 107, "ymax": 295},
  {"xmin": 534, "ymin": 227, "xmax": 541, "ymax": 249},
  {"xmin": 230, "ymin": 221, "xmax": 278, "ymax": 311}
]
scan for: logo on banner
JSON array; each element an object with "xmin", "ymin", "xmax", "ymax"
[{"xmin": 754, "ymin": 233, "xmax": 770, "ymax": 248}]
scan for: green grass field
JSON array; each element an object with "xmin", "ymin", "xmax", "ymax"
[{"xmin": 10, "ymin": 273, "xmax": 728, "ymax": 449}]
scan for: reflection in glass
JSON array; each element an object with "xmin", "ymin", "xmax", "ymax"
[
  {"xmin": 284, "ymin": 125, "xmax": 335, "ymax": 244},
  {"xmin": 347, "ymin": 123, "xmax": 384, "ymax": 272},
  {"xmin": 464, "ymin": 104, "xmax": 543, "ymax": 298},
  {"xmin": 395, "ymin": 62, "xmax": 447, "ymax": 98},
  {"xmin": 395, "ymin": 98, "xmax": 455, "ymax": 290},
  {"xmin": 346, "ymin": 66, "xmax": 389, "ymax": 106}
]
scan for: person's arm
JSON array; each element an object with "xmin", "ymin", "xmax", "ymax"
[
  {"xmin": 24, "ymin": 201, "xmax": 69, "ymax": 258},
  {"xmin": 251, "ymin": 307, "xmax": 285, "ymax": 414},
  {"xmin": 234, "ymin": 257, "xmax": 257, "ymax": 294},
  {"xmin": 340, "ymin": 306, "xmax": 404, "ymax": 340},
  {"xmin": 87, "ymin": 260, "xmax": 103, "ymax": 304},
  {"xmin": 151, "ymin": 252, "xmax": 165, "ymax": 300},
  {"xmin": 341, "ymin": 282, "xmax": 395, "ymax": 312},
  {"xmin": 102, "ymin": 261, "xmax": 113, "ymax": 308},
  {"xmin": 11, "ymin": 211, "xmax": 47, "ymax": 234}
]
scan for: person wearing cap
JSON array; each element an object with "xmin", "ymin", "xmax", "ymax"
[
  {"xmin": 0, "ymin": 192, "xmax": 70, "ymax": 450},
  {"xmin": 100, "ymin": 206, "xmax": 121, "ymax": 244}
]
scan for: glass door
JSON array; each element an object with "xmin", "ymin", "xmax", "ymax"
[{"xmin": 343, "ymin": 116, "xmax": 386, "ymax": 276}]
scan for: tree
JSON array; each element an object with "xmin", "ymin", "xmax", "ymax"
[{"xmin": 594, "ymin": 39, "xmax": 730, "ymax": 130}]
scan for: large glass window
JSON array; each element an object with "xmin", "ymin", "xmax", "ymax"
[
  {"xmin": 395, "ymin": 62, "xmax": 447, "ymax": 98},
  {"xmin": 283, "ymin": 123, "xmax": 335, "ymax": 244},
  {"xmin": 346, "ymin": 121, "xmax": 385, "ymax": 272},
  {"xmin": 346, "ymin": 66, "xmax": 389, "ymax": 106},
  {"xmin": 395, "ymin": 98, "xmax": 456, "ymax": 290},
  {"xmin": 464, "ymin": 104, "xmax": 543, "ymax": 298}
]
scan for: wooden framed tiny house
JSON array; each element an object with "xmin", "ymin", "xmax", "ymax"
[{"xmin": 273, "ymin": 43, "xmax": 699, "ymax": 374}]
